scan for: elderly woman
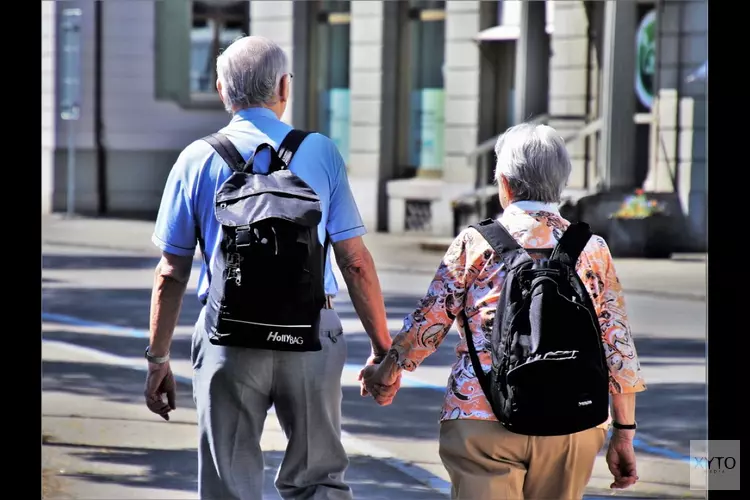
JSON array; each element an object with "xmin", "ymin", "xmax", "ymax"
[{"xmin": 362, "ymin": 123, "xmax": 647, "ymax": 500}]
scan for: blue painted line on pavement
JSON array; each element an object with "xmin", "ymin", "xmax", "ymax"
[{"xmin": 42, "ymin": 311, "xmax": 692, "ymax": 464}]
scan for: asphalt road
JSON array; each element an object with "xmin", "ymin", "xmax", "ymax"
[{"xmin": 42, "ymin": 243, "xmax": 706, "ymax": 499}]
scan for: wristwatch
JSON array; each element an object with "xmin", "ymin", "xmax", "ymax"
[
  {"xmin": 145, "ymin": 346, "xmax": 170, "ymax": 364},
  {"xmin": 612, "ymin": 421, "xmax": 637, "ymax": 430}
]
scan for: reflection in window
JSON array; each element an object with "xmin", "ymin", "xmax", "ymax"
[
  {"xmin": 316, "ymin": 1, "xmax": 351, "ymax": 162},
  {"xmin": 190, "ymin": 1, "xmax": 250, "ymax": 94},
  {"xmin": 406, "ymin": 0, "xmax": 446, "ymax": 172}
]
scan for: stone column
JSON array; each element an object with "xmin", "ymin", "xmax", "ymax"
[
  {"xmin": 598, "ymin": 0, "xmax": 637, "ymax": 190},
  {"xmin": 513, "ymin": 0, "xmax": 549, "ymax": 124},
  {"xmin": 42, "ymin": 1, "xmax": 57, "ymax": 214},
  {"xmin": 348, "ymin": 0, "xmax": 385, "ymax": 232}
]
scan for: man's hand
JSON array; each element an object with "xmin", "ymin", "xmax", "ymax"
[
  {"xmin": 606, "ymin": 431, "xmax": 639, "ymax": 489},
  {"xmin": 145, "ymin": 361, "xmax": 176, "ymax": 421},
  {"xmin": 359, "ymin": 360, "xmax": 401, "ymax": 405},
  {"xmin": 358, "ymin": 353, "xmax": 385, "ymax": 396}
]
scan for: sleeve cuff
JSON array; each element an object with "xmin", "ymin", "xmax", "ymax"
[
  {"xmin": 151, "ymin": 233, "xmax": 196, "ymax": 257},
  {"xmin": 328, "ymin": 225, "xmax": 367, "ymax": 243}
]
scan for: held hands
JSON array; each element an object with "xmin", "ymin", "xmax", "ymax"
[
  {"xmin": 606, "ymin": 430, "xmax": 639, "ymax": 489},
  {"xmin": 358, "ymin": 354, "xmax": 402, "ymax": 406}
]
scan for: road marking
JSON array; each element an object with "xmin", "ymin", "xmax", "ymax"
[{"xmin": 41, "ymin": 311, "xmax": 693, "ymax": 464}]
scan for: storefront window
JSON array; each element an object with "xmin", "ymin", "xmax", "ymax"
[
  {"xmin": 406, "ymin": 1, "xmax": 446, "ymax": 175},
  {"xmin": 316, "ymin": 1, "xmax": 351, "ymax": 163},
  {"xmin": 190, "ymin": 1, "xmax": 249, "ymax": 95}
]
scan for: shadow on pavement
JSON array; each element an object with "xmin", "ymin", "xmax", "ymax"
[
  {"xmin": 42, "ymin": 359, "xmax": 197, "ymax": 411},
  {"xmin": 44, "ymin": 441, "xmax": 440, "ymax": 499},
  {"xmin": 43, "ymin": 254, "xmax": 162, "ymax": 271},
  {"xmin": 629, "ymin": 336, "xmax": 706, "ymax": 359},
  {"xmin": 45, "ymin": 441, "xmax": 198, "ymax": 492},
  {"xmin": 43, "ymin": 329, "xmax": 194, "ymax": 361},
  {"xmin": 43, "ymin": 356, "xmax": 443, "ymax": 498}
]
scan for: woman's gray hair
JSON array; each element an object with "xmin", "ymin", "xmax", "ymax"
[
  {"xmin": 493, "ymin": 123, "xmax": 572, "ymax": 203},
  {"xmin": 216, "ymin": 36, "xmax": 289, "ymax": 112}
]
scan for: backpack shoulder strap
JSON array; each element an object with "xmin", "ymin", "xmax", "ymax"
[
  {"xmin": 202, "ymin": 133, "xmax": 246, "ymax": 172},
  {"xmin": 275, "ymin": 129, "xmax": 332, "ymax": 264},
  {"xmin": 550, "ymin": 222, "xmax": 593, "ymax": 267},
  {"xmin": 277, "ymin": 129, "xmax": 312, "ymax": 168},
  {"xmin": 469, "ymin": 218, "xmax": 531, "ymax": 269}
]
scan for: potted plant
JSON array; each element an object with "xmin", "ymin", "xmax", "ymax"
[{"xmin": 607, "ymin": 189, "xmax": 673, "ymax": 259}]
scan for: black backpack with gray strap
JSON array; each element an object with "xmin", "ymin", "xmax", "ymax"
[
  {"xmin": 197, "ymin": 129, "xmax": 329, "ymax": 352},
  {"xmin": 466, "ymin": 218, "xmax": 609, "ymax": 436}
]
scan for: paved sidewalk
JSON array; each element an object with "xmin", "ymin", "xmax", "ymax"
[
  {"xmin": 42, "ymin": 215, "xmax": 706, "ymax": 301},
  {"xmin": 42, "ymin": 339, "xmax": 704, "ymax": 500},
  {"xmin": 42, "ymin": 340, "xmax": 440, "ymax": 500},
  {"xmin": 42, "ymin": 214, "xmax": 705, "ymax": 499}
]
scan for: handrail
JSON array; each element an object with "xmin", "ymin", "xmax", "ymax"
[
  {"xmin": 456, "ymin": 116, "xmax": 605, "ymax": 210},
  {"xmin": 467, "ymin": 114, "xmax": 590, "ymax": 162}
]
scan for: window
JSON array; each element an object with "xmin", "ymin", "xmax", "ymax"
[
  {"xmin": 314, "ymin": 1, "xmax": 351, "ymax": 163},
  {"xmin": 155, "ymin": 0, "xmax": 250, "ymax": 108},
  {"xmin": 402, "ymin": 0, "xmax": 446, "ymax": 176}
]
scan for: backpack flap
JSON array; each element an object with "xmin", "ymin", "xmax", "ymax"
[{"xmin": 215, "ymin": 171, "xmax": 322, "ymax": 229}]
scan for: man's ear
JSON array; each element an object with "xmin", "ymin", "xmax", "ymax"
[
  {"xmin": 279, "ymin": 74, "xmax": 290, "ymax": 103},
  {"xmin": 216, "ymin": 79, "xmax": 224, "ymax": 103}
]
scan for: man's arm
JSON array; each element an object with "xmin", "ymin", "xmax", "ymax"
[
  {"xmin": 148, "ymin": 252, "xmax": 193, "ymax": 357},
  {"xmin": 333, "ymin": 236, "xmax": 391, "ymax": 359}
]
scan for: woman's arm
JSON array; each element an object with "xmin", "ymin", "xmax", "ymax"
[{"xmin": 386, "ymin": 230, "xmax": 472, "ymax": 375}]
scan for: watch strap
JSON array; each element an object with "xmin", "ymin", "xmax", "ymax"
[
  {"xmin": 612, "ymin": 421, "xmax": 637, "ymax": 430},
  {"xmin": 145, "ymin": 346, "xmax": 170, "ymax": 364}
]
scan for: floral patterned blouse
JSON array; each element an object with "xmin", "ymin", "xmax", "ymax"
[{"xmin": 389, "ymin": 201, "xmax": 647, "ymax": 425}]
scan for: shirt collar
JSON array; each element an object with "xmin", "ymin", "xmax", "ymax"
[
  {"xmin": 230, "ymin": 107, "xmax": 279, "ymax": 124},
  {"xmin": 504, "ymin": 200, "xmax": 561, "ymax": 215}
]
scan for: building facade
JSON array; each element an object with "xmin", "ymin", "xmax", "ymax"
[{"xmin": 42, "ymin": 0, "xmax": 706, "ymax": 245}]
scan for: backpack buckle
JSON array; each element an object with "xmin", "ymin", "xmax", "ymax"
[{"xmin": 235, "ymin": 226, "xmax": 253, "ymax": 248}]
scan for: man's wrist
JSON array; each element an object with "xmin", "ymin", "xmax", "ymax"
[
  {"xmin": 145, "ymin": 346, "xmax": 170, "ymax": 364},
  {"xmin": 371, "ymin": 343, "xmax": 391, "ymax": 361}
]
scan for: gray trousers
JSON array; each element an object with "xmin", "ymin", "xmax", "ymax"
[{"xmin": 191, "ymin": 308, "xmax": 352, "ymax": 500}]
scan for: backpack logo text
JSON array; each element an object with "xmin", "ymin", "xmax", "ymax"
[{"xmin": 267, "ymin": 331, "xmax": 305, "ymax": 345}]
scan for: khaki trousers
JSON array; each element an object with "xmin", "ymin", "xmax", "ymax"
[{"xmin": 439, "ymin": 419, "xmax": 606, "ymax": 500}]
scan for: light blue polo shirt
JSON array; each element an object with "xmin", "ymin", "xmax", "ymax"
[{"xmin": 152, "ymin": 107, "xmax": 367, "ymax": 302}]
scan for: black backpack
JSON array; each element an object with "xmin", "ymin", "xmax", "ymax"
[
  {"xmin": 465, "ymin": 218, "xmax": 609, "ymax": 436},
  {"xmin": 197, "ymin": 129, "xmax": 329, "ymax": 352}
]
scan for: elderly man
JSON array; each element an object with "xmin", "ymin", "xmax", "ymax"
[
  {"xmin": 363, "ymin": 123, "xmax": 646, "ymax": 499},
  {"xmin": 144, "ymin": 36, "xmax": 393, "ymax": 500}
]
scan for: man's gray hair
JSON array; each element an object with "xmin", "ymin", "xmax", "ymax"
[
  {"xmin": 216, "ymin": 36, "xmax": 289, "ymax": 112},
  {"xmin": 494, "ymin": 123, "xmax": 572, "ymax": 203}
]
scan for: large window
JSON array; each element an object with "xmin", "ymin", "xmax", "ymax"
[
  {"xmin": 155, "ymin": 0, "xmax": 250, "ymax": 108},
  {"xmin": 314, "ymin": 1, "xmax": 351, "ymax": 163},
  {"xmin": 404, "ymin": 1, "xmax": 446, "ymax": 176}
]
